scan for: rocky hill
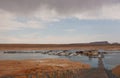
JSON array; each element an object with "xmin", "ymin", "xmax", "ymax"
[{"xmin": 89, "ymin": 41, "xmax": 110, "ymax": 45}]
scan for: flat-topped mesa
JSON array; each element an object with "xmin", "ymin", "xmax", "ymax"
[{"xmin": 89, "ymin": 41, "xmax": 110, "ymax": 45}]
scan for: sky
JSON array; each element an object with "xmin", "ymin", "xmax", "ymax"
[{"xmin": 0, "ymin": 0, "xmax": 120, "ymax": 44}]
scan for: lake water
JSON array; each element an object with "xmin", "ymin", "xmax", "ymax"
[
  {"xmin": 0, "ymin": 51, "xmax": 120, "ymax": 69},
  {"xmin": 104, "ymin": 53, "xmax": 120, "ymax": 69}
]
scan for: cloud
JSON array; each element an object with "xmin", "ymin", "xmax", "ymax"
[
  {"xmin": 0, "ymin": 35, "xmax": 89, "ymax": 44},
  {"xmin": 64, "ymin": 29, "xmax": 76, "ymax": 32},
  {"xmin": 0, "ymin": 0, "xmax": 120, "ymax": 43},
  {"xmin": 0, "ymin": 0, "xmax": 42, "ymax": 15},
  {"xmin": 0, "ymin": 0, "xmax": 120, "ymax": 20},
  {"xmin": 0, "ymin": 34, "xmax": 118, "ymax": 44},
  {"xmin": 74, "ymin": 3, "xmax": 120, "ymax": 20},
  {"xmin": 0, "ymin": 9, "xmax": 45, "ymax": 31}
]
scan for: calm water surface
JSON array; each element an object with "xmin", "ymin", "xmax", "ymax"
[{"xmin": 0, "ymin": 51, "xmax": 120, "ymax": 69}]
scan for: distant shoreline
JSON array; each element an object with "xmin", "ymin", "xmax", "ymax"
[{"xmin": 0, "ymin": 44, "xmax": 120, "ymax": 50}]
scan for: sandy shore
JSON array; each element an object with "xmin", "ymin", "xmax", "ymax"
[
  {"xmin": 0, "ymin": 59, "xmax": 90, "ymax": 76},
  {"xmin": 112, "ymin": 65, "xmax": 120, "ymax": 77}
]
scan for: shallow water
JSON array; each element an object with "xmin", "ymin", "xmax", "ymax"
[
  {"xmin": 0, "ymin": 51, "xmax": 120, "ymax": 69},
  {"xmin": 103, "ymin": 53, "xmax": 120, "ymax": 69}
]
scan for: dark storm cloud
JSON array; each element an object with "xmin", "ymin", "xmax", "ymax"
[
  {"xmin": 0, "ymin": 0, "xmax": 42, "ymax": 14},
  {"xmin": 0, "ymin": 0, "xmax": 120, "ymax": 15},
  {"xmin": 43, "ymin": 0, "xmax": 117, "ymax": 14}
]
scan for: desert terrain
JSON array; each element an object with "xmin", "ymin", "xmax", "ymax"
[
  {"xmin": 0, "ymin": 44, "xmax": 120, "ymax": 50},
  {"xmin": 0, "ymin": 59, "xmax": 90, "ymax": 77},
  {"xmin": 112, "ymin": 65, "xmax": 120, "ymax": 78},
  {"xmin": 0, "ymin": 43, "xmax": 120, "ymax": 78}
]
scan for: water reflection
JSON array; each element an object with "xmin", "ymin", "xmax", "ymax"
[
  {"xmin": 0, "ymin": 51, "xmax": 120, "ymax": 69},
  {"xmin": 104, "ymin": 53, "xmax": 120, "ymax": 69}
]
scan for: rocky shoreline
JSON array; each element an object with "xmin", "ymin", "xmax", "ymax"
[{"xmin": 2, "ymin": 49, "xmax": 117, "ymax": 58}]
